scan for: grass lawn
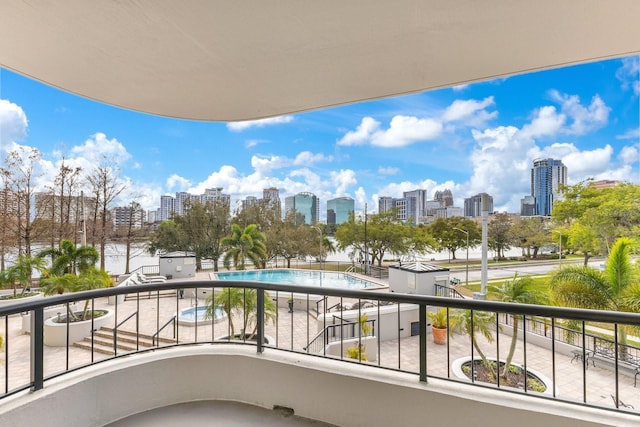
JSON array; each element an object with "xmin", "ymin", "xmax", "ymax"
[{"xmin": 462, "ymin": 275, "xmax": 551, "ymax": 301}]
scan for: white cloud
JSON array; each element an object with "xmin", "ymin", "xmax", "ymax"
[
  {"xmin": 549, "ymin": 91, "xmax": 610, "ymax": 135},
  {"xmin": 452, "ymin": 84, "xmax": 469, "ymax": 92},
  {"xmin": 520, "ymin": 106, "xmax": 565, "ymax": 139},
  {"xmin": 166, "ymin": 174, "xmax": 191, "ymax": 191},
  {"xmin": 70, "ymin": 133, "xmax": 131, "ymax": 165},
  {"xmin": 551, "ymin": 144, "xmax": 613, "ymax": 181},
  {"xmin": 330, "ymin": 169, "xmax": 357, "ymax": 195},
  {"xmin": 616, "ymin": 128, "xmax": 640, "ymax": 140},
  {"xmin": 370, "ymin": 115, "xmax": 442, "ymax": 147},
  {"xmin": 293, "ymin": 151, "xmax": 333, "ymax": 165},
  {"xmin": 619, "ymin": 145, "xmax": 639, "ymax": 165},
  {"xmin": 0, "ymin": 99, "xmax": 28, "ymax": 145},
  {"xmin": 616, "ymin": 56, "xmax": 640, "ymax": 95},
  {"xmin": 378, "ymin": 166, "xmax": 399, "ymax": 175},
  {"xmin": 251, "ymin": 155, "xmax": 288, "ymax": 174},
  {"xmin": 441, "ymin": 96, "xmax": 496, "ymax": 123},
  {"xmin": 226, "ymin": 115, "xmax": 294, "ymax": 132},
  {"xmin": 465, "ymin": 126, "xmax": 537, "ymax": 208},
  {"xmin": 337, "ymin": 117, "xmax": 380, "ymax": 146},
  {"xmin": 245, "ymin": 139, "xmax": 267, "ymax": 148}
]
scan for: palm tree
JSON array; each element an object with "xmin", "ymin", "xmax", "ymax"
[
  {"xmin": 208, "ymin": 287, "xmax": 245, "ymax": 337},
  {"xmin": 551, "ymin": 237, "xmax": 639, "ymax": 351},
  {"xmin": 41, "ymin": 267, "xmax": 112, "ymax": 320},
  {"xmin": 206, "ymin": 287, "xmax": 276, "ymax": 339},
  {"xmin": 490, "ymin": 274, "xmax": 543, "ymax": 378},
  {"xmin": 222, "ymin": 224, "xmax": 267, "ymax": 270},
  {"xmin": 38, "ymin": 240, "xmax": 99, "ymax": 276},
  {"xmin": 4, "ymin": 255, "xmax": 48, "ymax": 297},
  {"xmin": 450, "ymin": 309, "xmax": 497, "ymax": 368}
]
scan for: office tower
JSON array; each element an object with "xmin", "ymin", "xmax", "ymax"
[
  {"xmin": 285, "ymin": 192, "xmax": 319, "ymax": 224},
  {"xmin": 530, "ymin": 158, "xmax": 567, "ymax": 216},
  {"xmin": 327, "ymin": 197, "xmax": 355, "ymax": 225},
  {"xmin": 464, "ymin": 193, "xmax": 494, "ymax": 217}
]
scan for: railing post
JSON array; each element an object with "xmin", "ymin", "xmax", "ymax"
[
  {"xmin": 256, "ymin": 289, "xmax": 265, "ymax": 353},
  {"xmin": 30, "ymin": 307, "xmax": 44, "ymax": 391},
  {"xmin": 419, "ymin": 304, "xmax": 427, "ymax": 382}
]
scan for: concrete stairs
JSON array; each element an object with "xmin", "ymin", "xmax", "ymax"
[{"xmin": 73, "ymin": 327, "xmax": 177, "ymax": 356}]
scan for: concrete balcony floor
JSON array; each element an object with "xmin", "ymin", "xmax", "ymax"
[{"xmin": 105, "ymin": 400, "xmax": 335, "ymax": 426}]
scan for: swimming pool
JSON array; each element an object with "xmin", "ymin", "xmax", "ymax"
[
  {"xmin": 177, "ymin": 305, "xmax": 226, "ymax": 326},
  {"xmin": 214, "ymin": 269, "xmax": 383, "ymax": 289}
]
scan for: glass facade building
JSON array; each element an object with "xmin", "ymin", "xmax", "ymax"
[
  {"xmin": 327, "ymin": 197, "xmax": 354, "ymax": 225},
  {"xmin": 530, "ymin": 158, "xmax": 567, "ymax": 216}
]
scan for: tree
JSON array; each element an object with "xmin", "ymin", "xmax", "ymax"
[
  {"xmin": 490, "ymin": 275, "xmax": 543, "ymax": 378},
  {"xmin": 123, "ymin": 201, "xmax": 143, "ymax": 274},
  {"xmin": 553, "ymin": 182, "xmax": 640, "ymax": 256},
  {"xmin": 206, "ymin": 287, "xmax": 276, "ymax": 339},
  {"xmin": 40, "ymin": 267, "xmax": 112, "ymax": 320},
  {"xmin": 1, "ymin": 147, "xmax": 44, "ymax": 255},
  {"xmin": 335, "ymin": 210, "xmax": 414, "ymax": 267},
  {"xmin": 450, "ymin": 309, "xmax": 497, "ymax": 368},
  {"xmin": 2, "ymin": 254, "xmax": 47, "ymax": 297},
  {"xmin": 87, "ymin": 158, "xmax": 126, "ymax": 270},
  {"xmin": 222, "ymin": 224, "xmax": 267, "ymax": 270},
  {"xmin": 488, "ymin": 213, "xmax": 513, "ymax": 260},
  {"xmin": 509, "ymin": 217, "xmax": 548, "ymax": 258},
  {"xmin": 265, "ymin": 213, "xmax": 313, "ymax": 268},
  {"xmin": 550, "ymin": 237, "xmax": 640, "ymax": 350},
  {"xmin": 429, "ymin": 217, "xmax": 481, "ymax": 260},
  {"xmin": 147, "ymin": 200, "xmax": 230, "ymax": 271},
  {"xmin": 38, "ymin": 240, "xmax": 99, "ymax": 276}
]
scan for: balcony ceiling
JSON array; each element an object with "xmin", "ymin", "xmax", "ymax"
[{"xmin": 1, "ymin": 1, "xmax": 639, "ymax": 122}]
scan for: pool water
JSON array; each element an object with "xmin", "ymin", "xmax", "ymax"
[
  {"xmin": 214, "ymin": 269, "xmax": 381, "ymax": 289},
  {"xmin": 179, "ymin": 305, "xmax": 226, "ymax": 323}
]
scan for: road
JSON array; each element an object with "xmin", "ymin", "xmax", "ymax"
[{"xmin": 451, "ymin": 258, "xmax": 604, "ymax": 284}]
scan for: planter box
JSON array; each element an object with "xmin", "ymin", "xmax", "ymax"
[
  {"xmin": 0, "ymin": 292, "xmax": 43, "ymax": 308},
  {"xmin": 44, "ymin": 309, "xmax": 114, "ymax": 347}
]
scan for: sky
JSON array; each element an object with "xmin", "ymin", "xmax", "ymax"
[{"xmin": 0, "ymin": 56, "xmax": 638, "ymax": 220}]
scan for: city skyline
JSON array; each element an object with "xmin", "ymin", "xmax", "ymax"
[{"xmin": 0, "ymin": 56, "xmax": 638, "ymax": 218}]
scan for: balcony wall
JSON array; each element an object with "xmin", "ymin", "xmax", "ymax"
[{"xmin": 0, "ymin": 346, "xmax": 633, "ymax": 427}]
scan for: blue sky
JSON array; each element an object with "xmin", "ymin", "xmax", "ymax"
[{"xmin": 0, "ymin": 56, "xmax": 638, "ymax": 219}]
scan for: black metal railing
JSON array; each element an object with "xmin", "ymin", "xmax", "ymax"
[
  {"xmin": 434, "ymin": 284, "xmax": 465, "ymax": 299},
  {"xmin": 1, "ymin": 280, "xmax": 640, "ymax": 415}
]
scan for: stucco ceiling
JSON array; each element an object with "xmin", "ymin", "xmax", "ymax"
[{"xmin": 1, "ymin": 1, "xmax": 638, "ymax": 121}]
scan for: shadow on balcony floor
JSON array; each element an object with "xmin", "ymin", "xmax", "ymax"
[{"xmin": 104, "ymin": 400, "xmax": 336, "ymax": 426}]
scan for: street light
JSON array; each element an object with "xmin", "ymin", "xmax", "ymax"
[
  {"xmin": 311, "ymin": 226, "xmax": 323, "ymax": 270},
  {"xmin": 552, "ymin": 230, "xmax": 562, "ymax": 267},
  {"xmin": 453, "ymin": 227, "xmax": 469, "ymax": 288}
]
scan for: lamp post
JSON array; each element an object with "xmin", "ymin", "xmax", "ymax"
[
  {"xmin": 553, "ymin": 230, "xmax": 562, "ymax": 267},
  {"xmin": 453, "ymin": 227, "xmax": 469, "ymax": 287},
  {"xmin": 311, "ymin": 226, "xmax": 322, "ymax": 270}
]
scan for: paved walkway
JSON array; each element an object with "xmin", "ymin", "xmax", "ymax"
[{"xmin": 1, "ymin": 275, "xmax": 638, "ymax": 415}]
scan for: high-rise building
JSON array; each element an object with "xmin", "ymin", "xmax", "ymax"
[
  {"xmin": 159, "ymin": 195, "xmax": 174, "ymax": 221},
  {"xmin": 464, "ymin": 193, "xmax": 494, "ymax": 217},
  {"xmin": 112, "ymin": 203, "xmax": 145, "ymax": 229},
  {"xmin": 520, "ymin": 195, "xmax": 536, "ymax": 217},
  {"xmin": 285, "ymin": 192, "xmax": 319, "ymax": 224},
  {"xmin": 327, "ymin": 197, "xmax": 354, "ymax": 225},
  {"xmin": 201, "ymin": 188, "xmax": 231, "ymax": 206},
  {"xmin": 378, "ymin": 196, "xmax": 394, "ymax": 214},
  {"xmin": 403, "ymin": 189, "xmax": 427, "ymax": 224},
  {"xmin": 434, "ymin": 189, "xmax": 454, "ymax": 207},
  {"xmin": 377, "ymin": 190, "xmax": 426, "ymax": 225},
  {"xmin": 530, "ymin": 158, "xmax": 567, "ymax": 216},
  {"xmin": 262, "ymin": 187, "xmax": 281, "ymax": 218}
]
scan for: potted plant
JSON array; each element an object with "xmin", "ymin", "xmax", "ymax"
[
  {"xmin": 346, "ymin": 314, "xmax": 373, "ymax": 361},
  {"xmin": 427, "ymin": 308, "xmax": 448, "ymax": 345}
]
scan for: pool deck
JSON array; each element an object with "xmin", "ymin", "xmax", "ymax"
[{"xmin": 1, "ymin": 271, "xmax": 638, "ymax": 419}]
